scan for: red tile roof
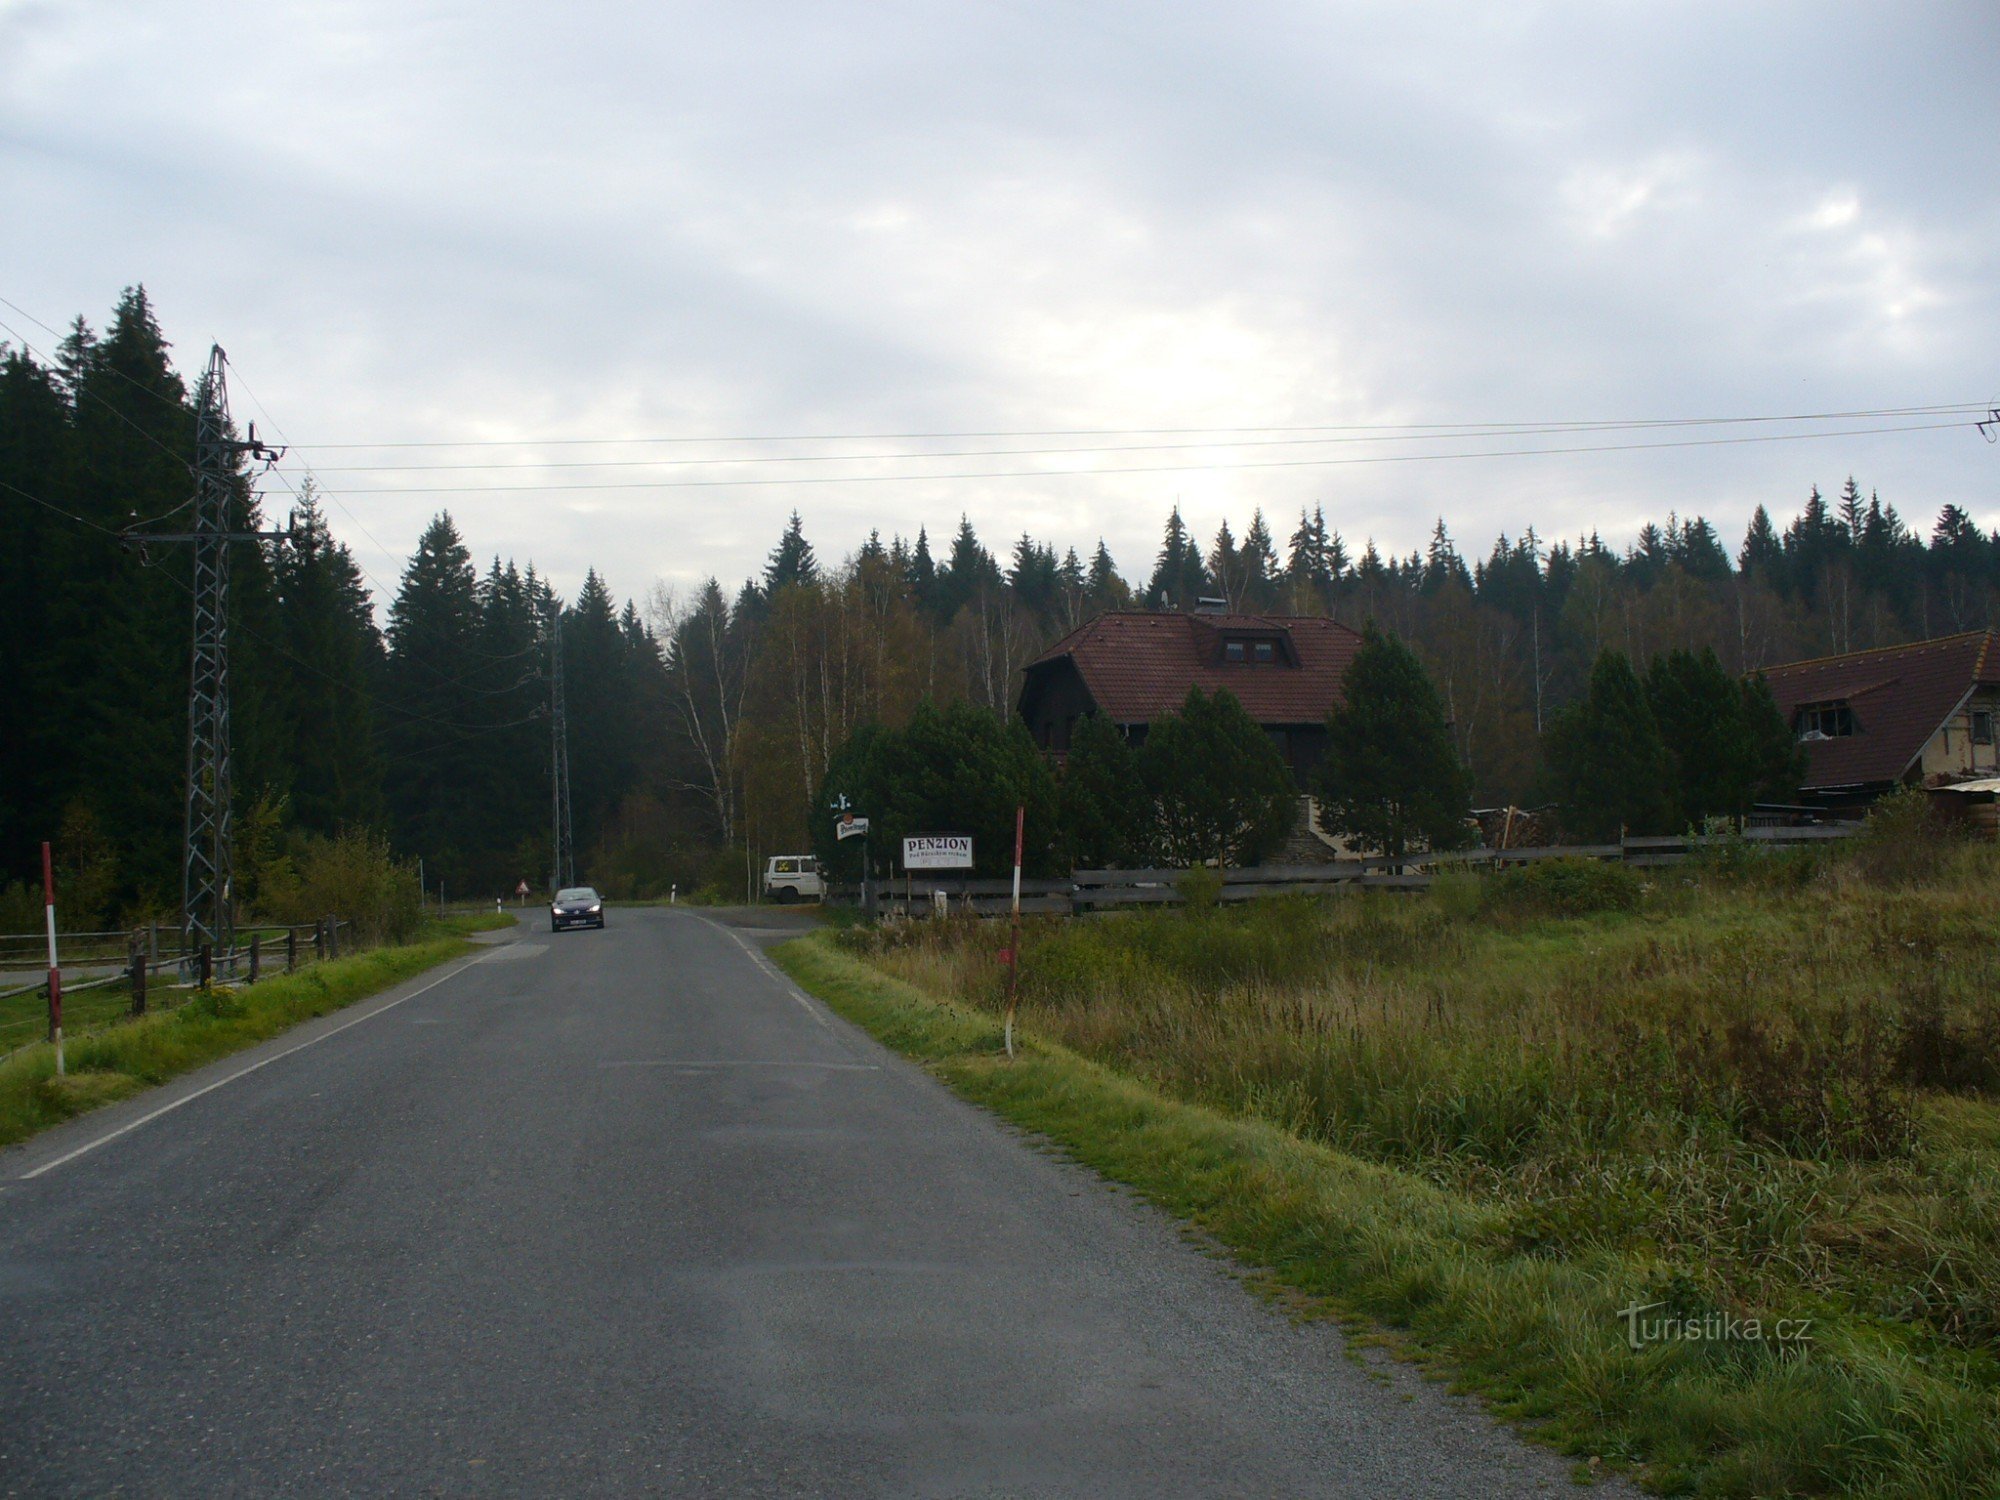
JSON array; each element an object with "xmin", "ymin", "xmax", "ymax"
[
  {"xmin": 1760, "ymin": 630, "xmax": 2000, "ymax": 789},
  {"xmin": 1022, "ymin": 611, "xmax": 1364, "ymax": 725}
]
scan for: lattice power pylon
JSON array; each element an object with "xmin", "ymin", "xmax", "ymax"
[
  {"xmin": 139, "ymin": 347, "xmax": 285, "ymax": 956},
  {"xmin": 549, "ymin": 601, "xmax": 575, "ymax": 892}
]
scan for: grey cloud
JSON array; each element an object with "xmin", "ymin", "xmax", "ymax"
[{"xmin": 3, "ymin": 0, "xmax": 1995, "ymax": 608}]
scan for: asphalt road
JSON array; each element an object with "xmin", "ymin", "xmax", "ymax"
[{"xmin": 0, "ymin": 908, "xmax": 1608, "ymax": 1497}]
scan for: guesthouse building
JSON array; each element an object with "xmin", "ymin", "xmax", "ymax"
[{"xmin": 1015, "ymin": 609, "xmax": 1365, "ymax": 786}]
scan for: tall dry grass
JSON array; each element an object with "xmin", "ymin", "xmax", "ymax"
[{"xmin": 844, "ymin": 835, "xmax": 2000, "ymax": 1361}]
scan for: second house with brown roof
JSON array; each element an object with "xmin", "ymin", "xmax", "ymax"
[
  {"xmin": 1016, "ymin": 610, "xmax": 1366, "ymax": 786},
  {"xmin": 1761, "ymin": 630, "xmax": 2000, "ymax": 812}
]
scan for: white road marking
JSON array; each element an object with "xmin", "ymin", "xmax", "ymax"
[
  {"xmin": 700, "ymin": 916, "xmax": 834, "ymax": 1031},
  {"xmin": 14, "ymin": 952, "xmax": 493, "ymax": 1181},
  {"xmin": 597, "ymin": 1059, "xmax": 878, "ymax": 1071}
]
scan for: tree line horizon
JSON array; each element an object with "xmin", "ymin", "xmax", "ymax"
[{"xmin": 6, "ymin": 288, "xmax": 1997, "ymax": 921}]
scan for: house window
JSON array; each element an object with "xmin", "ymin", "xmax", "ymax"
[
  {"xmin": 1795, "ymin": 701, "xmax": 1856, "ymax": 740},
  {"xmin": 1221, "ymin": 633, "xmax": 1285, "ymax": 664},
  {"xmin": 1975, "ymin": 710, "xmax": 1995, "ymax": 747}
]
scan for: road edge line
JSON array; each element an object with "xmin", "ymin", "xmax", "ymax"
[
  {"xmin": 15, "ymin": 954, "xmax": 485, "ymax": 1180},
  {"xmin": 690, "ymin": 912, "xmax": 836, "ymax": 1031}
]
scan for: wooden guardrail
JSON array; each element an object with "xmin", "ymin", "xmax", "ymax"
[{"xmin": 826, "ymin": 825, "xmax": 1856, "ymax": 918}]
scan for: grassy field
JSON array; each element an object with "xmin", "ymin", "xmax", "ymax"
[
  {"xmin": 781, "ymin": 815, "xmax": 2000, "ymax": 1497},
  {"xmin": 0, "ymin": 910, "xmax": 513, "ymax": 1149}
]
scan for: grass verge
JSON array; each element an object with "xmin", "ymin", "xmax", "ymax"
[
  {"xmin": 0, "ymin": 920, "xmax": 496, "ymax": 1150},
  {"xmin": 775, "ymin": 929, "xmax": 2000, "ymax": 1499}
]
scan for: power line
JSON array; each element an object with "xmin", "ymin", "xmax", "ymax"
[
  {"xmin": 286, "ymin": 402, "xmax": 1990, "ymax": 449},
  {"xmin": 287, "ymin": 408, "xmax": 1989, "ymax": 473},
  {"xmin": 1, "ymin": 472, "xmax": 548, "ymax": 738},
  {"xmin": 0, "ymin": 477, "xmax": 129, "ymax": 539},
  {"xmin": 221, "ymin": 358, "xmax": 407, "ymax": 602},
  {"xmin": 225, "ymin": 355, "xmax": 562, "ymax": 684},
  {"xmin": 269, "ymin": 417, "xmax": 1984, "ymax": 495},
  {"xmin": 0, "ymin": 311, "xmax": 198, "ymax": 481},
  {"xmin": 0, "ymin": 294, "xmax": 202, "ymax": 425}
]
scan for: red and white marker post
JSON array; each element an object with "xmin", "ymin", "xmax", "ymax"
[
  {"xmin": 42, "ymin": 840, "xmax": 63, "ymax": 1077},
  {"xmin": 1003, "ymin": 804, "xmax": 1024, "ymax": 1059}
]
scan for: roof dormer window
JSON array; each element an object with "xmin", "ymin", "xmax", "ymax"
[
  {"xmin": 1796, "ymin": 701, "xmax": 1856, "ymax": 740},
  {"xmin": 1219, "ymin": 631, "xmax": 1290, "ymax": 666}
]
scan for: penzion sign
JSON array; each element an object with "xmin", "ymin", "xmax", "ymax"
[{"xmin": 901, "ymin": 834, "xmax": 974, "ymax": 871}]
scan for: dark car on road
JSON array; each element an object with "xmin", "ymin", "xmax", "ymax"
[{"xmin": 550, "ymin": 886, "xmax": 605, "ymax": 931}]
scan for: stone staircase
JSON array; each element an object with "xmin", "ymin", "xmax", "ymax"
[{"xmin": 1274, "ymin": 795, "xmax": 1350, "ymax": 865}]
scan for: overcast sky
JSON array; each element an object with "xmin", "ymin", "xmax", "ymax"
[{"xmin": 4, "ymin": 1, "xmax": 1996, "ymax": 613}]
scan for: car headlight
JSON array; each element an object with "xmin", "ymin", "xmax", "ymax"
[{"xmin": 587, "ymin": 904, "xmax": 601, "ymax": 913}]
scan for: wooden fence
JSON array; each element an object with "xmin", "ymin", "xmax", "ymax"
[
  {"xmin": 0, "ymin": 919, "xmax": 353, "ymax": 1059},
  {"xmin": 829, "ymin": 825, "xmax": 1855, "ymax": 918}
]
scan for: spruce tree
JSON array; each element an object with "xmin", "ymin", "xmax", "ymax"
[
  {"xmin": 1284, "ymin": 506, "xmax": 1338, "ymax": 609},
  {"xmin": 1055, "ymin": 546, "xmax": 1087, "ymax": 626},
  {"xmin": 1240, "ymin": 510, "xmax": 1279, "ymax": 612},
  {"xmin": 1317, "ymin": 624, "xmax": 1472, "ymax": 860},
  {"xmin": 563, "ymin": 569, "xmax": 639, "ymax": 869},
  {"xmin": 1740, "ymin": 506, "xmax": 1783, "ymax": 578},
  {"xmin": 905, "ymin": 526, "xmax": 939, "ymax": 616},
  {"xmin": 465, "ymin": 556, "xmax": 546, "ymax": 882},
  {"xmin": 1837, "ymin": 476, "xmax": 1865, "ymax": 539},
  {"xmin": 382, "ymin": 512, "xmax": 484, "ymax": 884},
  {"xmin": 1007, "ymin": 532, "xmax": 1059, "ymax": 621},
  {"xmin": 1644, "ymin": 646, "xmax": 1745, "ymax": 828},
  {"xmin": 0, "ymin": 348, "xmax": 78, "ymax": 883},
  {"xmin": 763, "ymin": 511, "xmax": 819, "ymax": 594},
  {"xmin": 1057, "ymin": 714, "xmax": 1146, "ymax": 868},
  {"xmin": 1542, "ymin": 650, "xmax": 1671, "ymax": 839},
  {"xmin": 1144, "ymin": 506, "xmax": 1206, "ymax": 611},
  {"xmin": 1285, "ymin": 508, "xmax": 1319, "ymax": 594},
  {"xmin": 1208, "ymin": 520, "xmax": 1241, "ymax": 608},
  {"xmin": 57, "ymin": 287, "xmax": 198, "ymax": 903},
  {"xmin": 936, "ymin": 515, "xmax": 1000, "ymax": 620},
  {"xmin": 1085, "ymin": 539, "xmax": 1128, "ymax": 614},
  {"xmin": 1675, "ymin": 516, "xmax": 1732, "ymax": 581},
  {"xmin": 1422, "ymin": 519, "xmax": 1471, "ymax": 594},
  {"xmin": 1739, "ymin": 675, "xmax": 1806, "ymax": 814},
  {"xmin": 1138, "ymin": 688, "xmax": 1296, "ymax": 866},
  {"xmin": 273, "ymin": 483, "xmax": 384, "ymax": 835}
]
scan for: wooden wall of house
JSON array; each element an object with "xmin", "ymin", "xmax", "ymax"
[
  {"xmin": 1018, "ymin": 659, "xmax": 1098, "ymax": 753},
  {"xmin": 1918, "ymin": 688, "xmax": 2000, "ymax": 784}
]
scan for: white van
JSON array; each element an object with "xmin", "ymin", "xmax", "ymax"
[{"xmin": 763, "ymin": 855, "xmax": 824, "ymax": 903}]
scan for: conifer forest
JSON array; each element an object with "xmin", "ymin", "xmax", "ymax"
[{"xmin": 7, "ymin": 289, "xmax": 2000, "ymax": 920}]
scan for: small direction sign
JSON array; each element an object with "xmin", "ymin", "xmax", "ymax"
[{"xmin": 903, "ymin": 834, "xmax": 973, "ymax": 870}]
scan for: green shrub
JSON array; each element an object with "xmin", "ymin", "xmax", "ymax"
[
  {"xmin": 1175, "ymin": 865, "xmax": 1222, "ymax": 910},
  {"xmin": 255, "ymin": 828, "xmax": 422, "ymax": 944},
  {"xmin": 1483, "ymin": 857, "xmax": 1641, "ymax": 919},
  {"xmin": 1427, "ymin": 868, "xmax": 1484, "ymax": 922},
  {"xmin": 1850, "ymin": 784, "xmax": 1962, "ymax": 887},
  {"xmin": 0, "ymin": 880, "xmax": 41, "ymax": 933}
]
